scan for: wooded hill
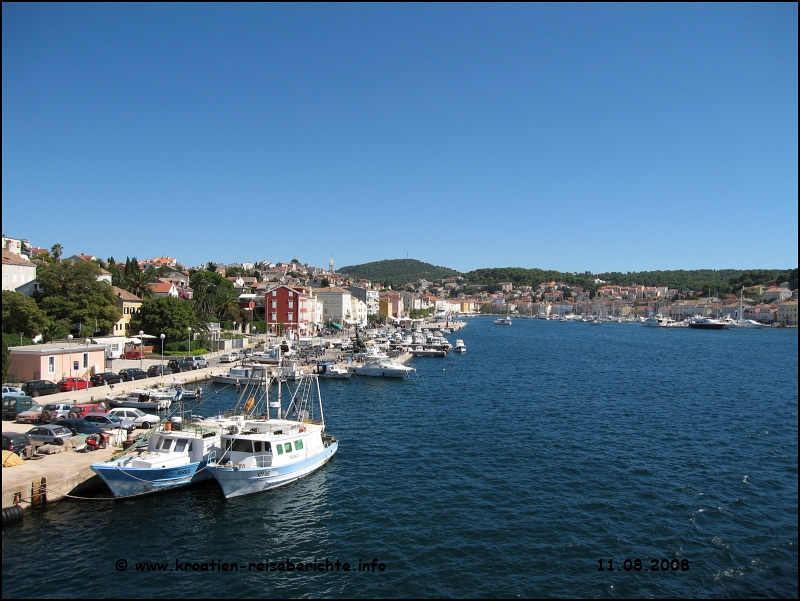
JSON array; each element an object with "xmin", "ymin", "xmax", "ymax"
[
  {"xmin": 338, "ymin": 259, "xmax": 460, "ymax": 289},
  {"xmin": 463, "ymin": 267, "xmax": 797, "ymax": 294},
  {"xmin": 338, "ymin": 259, "xmax": 797, "ymax": 294}
]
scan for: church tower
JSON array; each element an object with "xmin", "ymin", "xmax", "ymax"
[{"xmin": 329, "ymin": 256, "xmax": 334, "ymax": 273}]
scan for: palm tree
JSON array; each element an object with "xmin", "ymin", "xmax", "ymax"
[
  {"xmin": 215, "ymin": 288, "xmax": 241, "ymax": 323},
  {"xmin": 41, "ymin": 320, "xmax": 69, "ymax": 343},
  {"xmin": 50, "ymin": 243, "xmax": 63, "ymax": 263},
  {"xmin": 124, "ymin": 269, "xmax": 154, "ymax": 299}
]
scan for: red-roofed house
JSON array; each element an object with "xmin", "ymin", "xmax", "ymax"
[{"xmin": 149, "ymin": 280, "xmax": 179, "ymax": 297}]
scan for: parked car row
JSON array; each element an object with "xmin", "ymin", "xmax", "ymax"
[{"xmin": 6, "ymin": 352, "xmax": 216, "ymax": 406}]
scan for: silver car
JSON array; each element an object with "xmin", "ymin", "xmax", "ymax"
[
  {"xmin": 107, "ymin": 408, "xmax": 160, "ymax": 429},
  {"xmin": 27, "ymin": 424, "xmax": 74, "ymax": 447},
  {"xmin": 82, "ymin": 413, "xmax": 136, "ymax": 433}
]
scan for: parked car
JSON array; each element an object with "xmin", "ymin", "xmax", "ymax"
[
  {"xmin": 167, "ymin": 359, "xmax": 194, "ymax": 373},
  {"xmin": 3, "ymin": 431, "xmax": 31, "ymax": 456},
  {"xmin": 219, "ymin": 353, "xmax": 239, "ymax": 363},
  {"xmin": 58, "ymin": 377, "xmax": 92, "ymax": 392},
  {"xmin": 147, "ymin": 365, "xmax": 172, "ymax": 377},
  {"xmin": 90, "ymin": 372, "xmax": 122, "ymax": 387},
  {"xmin": 82, "ymin": 413, "xmax": 136, "ymax": 433},
  {"xmin": 54, "ymin": 418, "xmax": 107, "ymax": 436},
  {"xmin": 183, "ymin": 356, "xmax": 209, "ymax": 369},
  {"xmin": 2, "ymin": 385, "xmax": 25, "ymax": 398},
  {"xmin": 26, "ymin": 424, "xmax": 74, "ymax": 447},
  {"xmin": 122, "ymin": 349, "xmax": 146, "ymax": 360},
  {"xmin": 41, "ymin": 403, "xmax": 75, "ymax": 423},
  {"xmin": 118, "ymin": 368, "xmax": 149, "ymax": 382},
  {"xmin": 108, "ymin": 408, "xmax": 160, "ymax": 429},
  {"xmin": 2, "ymin": 395, "xmax": 38, "ymax": 420},
  {"xmin": 68, "ymin": 403, "xmax": 108, "ymax": 419},
  {"xmin": 21, "ymin": 380, "xmax": 61, "ymax": 398},
  {"xmin": 15, "ymin": 404, "xmax": 44, "ymax": 424}
]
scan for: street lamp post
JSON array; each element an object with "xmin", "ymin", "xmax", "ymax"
[
  {"xmin": 160, "ymin": 334, "xmax": 165, "ymax": 370},
  {"xmin": 187, "ymin": 327, "xmax": 192, "ymax": 357},
  {"xmin": 84, "ymin": 338, "xmax": 91, "ymax": 388},
  {"xmin": 139, "ymin": 331, "xmax": 145, "ymax": 371},
  {"xmin": 67, "ymin": 334, "xmax": 73, "ymax": 379}
]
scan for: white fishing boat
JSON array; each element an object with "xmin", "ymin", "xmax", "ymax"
[
  {"xmin": 350, "ymin": 357, "xmax": 417, "ymax": 378},
  {"xmin": 453, "ymin": 339, "xmax": 466, "ymax": 354},
  {"xmin": 494, "ymin": 316, "xmax": 512, "ymax": 325},
  {"xmin": 91, "ymin": 413, "xmax": 247, "ymax": 497},
  {"xmin": 206, "ymin": 374, "xmax": 338, "ymax": 499}
]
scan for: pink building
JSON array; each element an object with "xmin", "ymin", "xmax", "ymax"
[{"xmin": 8, "ymin": 342, "xmax": 109, "ymax": 384}]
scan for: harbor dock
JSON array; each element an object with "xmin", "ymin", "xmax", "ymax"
[{"xmin": 2, "ymin": 320, "xmax": 466, "ymax": 516}]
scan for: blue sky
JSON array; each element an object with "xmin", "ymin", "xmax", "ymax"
[{"xmin": 2, "ymin": 4, "xmax": 797, "ymax": 274}]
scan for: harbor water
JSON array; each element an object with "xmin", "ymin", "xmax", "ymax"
[{"xmin": 2, "ymin": 318, "xmax": 797, "ymax": 598}]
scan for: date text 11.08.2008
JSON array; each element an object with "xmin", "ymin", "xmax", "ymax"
[{"xmin": 598, "ymin": 558, "xmax": 689, "ymax": 572}]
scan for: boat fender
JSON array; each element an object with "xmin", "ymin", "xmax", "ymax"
[
  {"xmin": 2, "ymin": 505, "xmax": 24, "ymax": 527},
  {"xmin": 244, "ymin": 397, "xmax": 255, "ymax": 411}
]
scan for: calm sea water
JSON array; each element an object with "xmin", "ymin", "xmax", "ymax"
[{"xmin": 2, "ymin": 318, "xmax": 797, "ymax": 598}]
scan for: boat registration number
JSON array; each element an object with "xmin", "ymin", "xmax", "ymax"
[{"xmin": 177, "ymin": 469, "xmax": 190, "ymax": 475}]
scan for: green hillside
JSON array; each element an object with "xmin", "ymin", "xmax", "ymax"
[
  {"xmin": 338, "ymin": 259, "xmax": 461, "ymax": 288},
  {"xmin": 461, "ymin": 267, "xmax": 797, "ymax": 294}
]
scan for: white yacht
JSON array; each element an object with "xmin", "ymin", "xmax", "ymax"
[
  {"xmin": 688, "ymin": 316, "xmax": 729, "ymax": 330},
  {"xmin": 206, "ymin": 375, "xmax": 338, "ymax": 499},
  {"xmin": 350, "ymin": 357, "xmax": 417, "ymax": 378},
  {"xmin": 642, "ymin": 314, "xmax": 672, "ymax": 327},
  {"xmin": 494, "ymin": 316, "xmax": 512, "ymax": 325},
  {"xmin": 453, "ymin": 339, "xmax": 467, "ymax": 354}
]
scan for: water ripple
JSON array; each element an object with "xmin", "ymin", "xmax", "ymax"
[{"xmin": 2, "ymin": 320, "xmax": 797, "ymax": 598}]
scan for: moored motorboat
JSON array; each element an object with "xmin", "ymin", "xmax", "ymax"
[
  {"xmin": 350, "ymin": 358, "xmax": 416, "ymax": 378},
  {"xmin": 410, "ymin": 346, "xmax": 447, "ymax": 357},
  {"xmin": 316, "ymin": 363, "xmax": 351, "ymax": 379},
  {"xmin": 210, "ymin": 365, "xmax": 269, "ymax": 385},
  {"xmin": 688, "ymin": 317, "xmax": 729, "ymax": 329},
  {"xmin": 642, "ymin": 314, "xmax": 672, "ymax": 327},
  {"xmin": 453, "ymin": 339, "xmax": 466, "ymax": 353}
]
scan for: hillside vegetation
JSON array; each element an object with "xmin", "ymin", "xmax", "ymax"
[
  {"xmin": 339, "ymin": 259, "xmax": 797, "ymax": 295},
  {"xmin": 462, "ymin": 267, "xmax": 797, "ymax": 294},
  {"xmin": 338, "ymin": 259, "xmax": 461, "ymax": 289}
]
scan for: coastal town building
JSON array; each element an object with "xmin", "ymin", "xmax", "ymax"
[
  {"xmin": 350, "ymin": 285, "xmax": 380, "ymax": 316},
  {"xmin": 2, "ymin": 235, "xmax": 33, "ymax": 259},
  {"xmin": 112, "ymin": 286, "xmax": 142, "ymax": 336},
  {"xmin": 2, "ymin": 249, "xmax": 37, "ymax": 293},
  {"xmin": 763, "ymin": 286, "xmax": 792, "ymax": 302},
  {"xmin": 777, "ymin": 300, "xmax": 797, "ymax": 325},
  {"xmin": 148, "ymin": 280, "xmax": 179, "ymax": 298},
  {"xmin": 7, "ymin": 341, "xmax": 108, "ymax": 384},
  {"xmin": 265, "ymin": 285, "xmax": 310, "ymax": 335}
]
